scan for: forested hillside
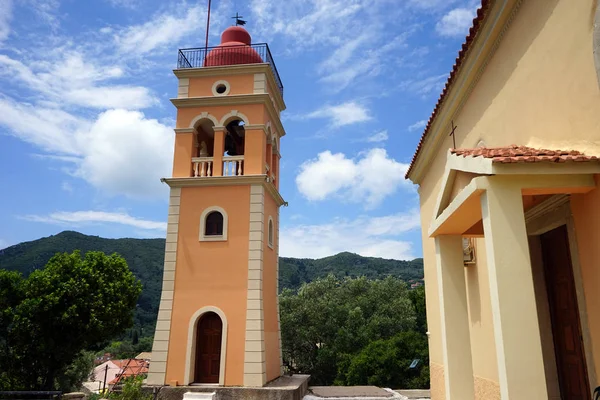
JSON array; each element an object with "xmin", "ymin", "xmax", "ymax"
[{"xmin": 0, "ymin": 231, "xmax": 424, "ymax": 337}]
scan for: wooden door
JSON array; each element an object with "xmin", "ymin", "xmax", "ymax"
[
  {"xmin": 541, "ymin": 225, "xmax": 590, "ymax": 400},
  {"xmin": 194, "ymin": 312, "xmax": 222, "ymax": 384}
]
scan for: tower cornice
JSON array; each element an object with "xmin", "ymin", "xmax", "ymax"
[
  {"xmin": 161, "ymin": 175, "xmax": 286, "ymax": 207},
  {"xmin": 171, "ymin": 94, "xmax": 287, "ymax": 137},
  {"xmin": 173, "ymin": 63, "xmax": 286, "ymax": 112}
]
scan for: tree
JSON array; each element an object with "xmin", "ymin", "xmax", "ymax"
[
  {"xmin": 343, "ymin": 331, "xmax": 430, "ymax": 388},
  {"xmin": 0, "ymin": 251, "xmax": 142, "ymax": 391},
  {"xmin": 280, "ymin": 275, "xmax": 417, "ymax": 385},
  {"xmin": 408, "ymin": 285, "xmax": 427, "ymax": 334}
]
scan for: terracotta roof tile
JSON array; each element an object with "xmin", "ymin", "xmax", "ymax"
[
  {"xmin": 405, "ymin": 0, "xmax": 491, "ymax": 179},
  {"xmin": 450, "ymin": 145, "xmax": 599, "ymax": 163}
]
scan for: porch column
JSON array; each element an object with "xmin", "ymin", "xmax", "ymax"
[
  {"xmin": 435, "ymin": 235, "xmax": 475, "ymax": 400},
  {"xmin": 481, "ymin": 183, "xmax": 547, "ymax": 399}
]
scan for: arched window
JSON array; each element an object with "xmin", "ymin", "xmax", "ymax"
[
  {"xmin": 199, "ymin": 207, "xmax": 228, "ymax": 241},
  {"xmin": 205, "ymin": 212, "xmax": 223, "ymax": 236},
  {"xmin": 268, "ymin": 217, "xmax": 274, "ymax": 249}
]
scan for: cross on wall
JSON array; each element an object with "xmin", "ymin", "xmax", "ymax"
[{"xmin": 449, "ymin": 120, "xmax": 458, "ymax": 149}]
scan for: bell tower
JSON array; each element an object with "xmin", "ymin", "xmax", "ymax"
[{"xmin": 147, "ymin": 25, "xmax": 286, "ymax": 387}]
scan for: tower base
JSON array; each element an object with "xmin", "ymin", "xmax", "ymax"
[{"xmin": 145, "ymin": 374, "xmax": 309, "ymax": 400}]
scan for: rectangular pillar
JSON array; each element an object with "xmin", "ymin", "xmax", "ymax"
[
  {"xmin": 213, "ymin": 129, "xmax": 224, "ymax": 176},
  {"xmin": 244, "ymin": 184, "xmax": 267, "ymax": 387},
  {"xmin": 481, "ymin": 184, "xmax": 547, "ymax": 399},
  {"xmin": 147, "ymin": 187, "xmax": 181, "ymax": 385},
  {"xmin": 435, "ymin": 235, "xmax": 475, "ymax": 400}
]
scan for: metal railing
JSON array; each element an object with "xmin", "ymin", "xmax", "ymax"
[
  {"xmin": 177, "ymin": 43, "xmax": 283, "ymax": 96},
  {"xmin": 0, "ymin": 392, "xmax": 61, "ymax": 400}
]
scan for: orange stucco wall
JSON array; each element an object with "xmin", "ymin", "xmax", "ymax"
[
  {"xmin": 166, "ymin": 185, "xmax": 250, "ymax": 386},
  {"xmin": 263, "ymin": 192, "xmax": 280, "ymax": 382},
  {"xmin": 173, "ymin": 133, "xmax": 194, "ymax": 177},
  {"xmin": 188, "ymin": 74, "xmax": 255, "ymax": 97},
  {"xmin": 570, "ymin": 175, "xmax": 600, "ymax": 375}
]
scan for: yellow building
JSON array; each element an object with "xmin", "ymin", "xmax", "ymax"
[
  {"xmin": 406, "ymin": 0, "xmax": 600, "ymax": 399},
  {"xmin": 146, "ymin": 25, "xmax": 286, "ymax": 387}
]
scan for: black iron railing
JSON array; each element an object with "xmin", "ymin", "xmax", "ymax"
[
  {"xmin": 0, "ymin": 391, "xmax": 61, "ymax": 400},
  {"xmin": 177, "ymin": 43, "xmax": 283, "ymax": 96}
]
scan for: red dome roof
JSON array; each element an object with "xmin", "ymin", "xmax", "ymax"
[{"xmin": 204, "ymin": 26, "xmax": 263, "ymax": 67}]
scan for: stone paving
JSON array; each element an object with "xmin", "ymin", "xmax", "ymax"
[{"xmin": 304, "ymin": 387, "xmax": 430, "ymax": 400}]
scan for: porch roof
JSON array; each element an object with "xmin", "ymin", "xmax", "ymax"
[
  {"xmin": 429, "ymin": 146, "xmax": 600, "ymax": 237},
  {"xmin": 451, "ymin": 145, "xmax": 599, "ymax": 164}
]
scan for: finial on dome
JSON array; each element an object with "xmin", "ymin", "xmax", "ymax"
[{"xmin": 231, "ymin": 12, "xmax": 246, "ymax": 26}]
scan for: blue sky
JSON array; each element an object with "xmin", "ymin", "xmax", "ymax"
[{"xmin": 0, "ymin": 0, "xmax": 478, "ymax": 260}]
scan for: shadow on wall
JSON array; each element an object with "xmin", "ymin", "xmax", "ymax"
[{"xmin": 593, "ymin": 0, "xmax": 600, "ymax": 88}]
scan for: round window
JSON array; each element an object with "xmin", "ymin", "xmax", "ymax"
[
  {"xmin": 215, "ymin": 84, "xmax": 227, "ymax": 94},
  {"xmin": 212, "ymin": 81, "xmax": 230, "ymax": 96}
]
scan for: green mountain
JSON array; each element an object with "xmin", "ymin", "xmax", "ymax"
[{"xmin": 0, "ymin": 231, "xmax": 423, "ymax": 337}]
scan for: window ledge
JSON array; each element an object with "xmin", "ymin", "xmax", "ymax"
[{"xmin": 200, "ymin": 235, "xmax": 227, "ymax": 242}]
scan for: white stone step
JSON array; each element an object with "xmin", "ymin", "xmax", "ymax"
[{"xmin": 182, "ymin": 392, "xmax": 216, "ymax": 400}]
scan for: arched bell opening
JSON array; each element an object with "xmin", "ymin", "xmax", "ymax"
[
  {"xmin": 224, "ymin": 119, "xmax": 245, "ymax": 156},
  {"xmin": 194, "ymin": 119, "xmax": 216, "ymax": 158},
  {"xmin": 222, "ymin": 119, "xmax": 245, "ymax": 176}
]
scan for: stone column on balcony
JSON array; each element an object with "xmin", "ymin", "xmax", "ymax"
[{"xmin": 213, "ymin": 126, "xmax": 225, "ymax": 176}]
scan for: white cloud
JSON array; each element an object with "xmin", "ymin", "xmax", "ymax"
[
  {"xmin": 306, "ymin": 101, "xmax": 372, "ymax": 127},
  {"xmin": 365, "ymin": 130, "xmax": 388, "ymax": 143},
  {"xmin": 249, "ymin": 0, "xmax": 416, "ymax": 94},
  {"xmin": 250, "ymin": 0, "xmax": 364, "ymax": 47},
  {"xmin": 114, "ymin": 5, "xmax": 204, "ymax": 54},
  {"xmin": 24, "ymin": 0, "xmax": 61, "ymax": 29},
  {"xmin": 61, "ymin": 181, "xmax": 74, "ymax": 193},
  {"xmin": 408, "ymin": 119, "xmax": 427, "ymax": 132},
  {"xmin": 436, "ymin": 7, "xmax": 477, "ymax": 37},
  {"xmin": 0, "ymin": 53, "xmax": 156, "ymax": 110},
  {"xmin": 22, "ymin": 211, "xmax": 166, "ymax": 231},
  {"xmin": 0, "ymin": 99, "xmax": 173, "ymax": 198},
  {"xmin": 401, "ymin": 73, "xmax": 448, "ymax": 96},
  {"xmin": 0, "ymin": 97, "xmax": 86, "ymax": 155},
  {"xmin": 75, "ymin": 109, "xmax": 173, "ymax": 198},
  {"xmin": 0, "ymin": 0, "xmax": 12, "ymax": 43},
  {"xmin": 106, "ymin": 0, "xmax": 139, "ymax": 8},
  {"xmin": 296, "ymin": 148, "xmax": 410, "ymax": 208},
  {"xmin": 280, "ymin": 210, "xmax": 421, "ymax": 259},
  {"xmin": 408, "ymin": 0, "xmax": 457, "ymax": 10},
  {"xmin": 0, "ymin": 239, "xmax": 9, "ymax": 250}
]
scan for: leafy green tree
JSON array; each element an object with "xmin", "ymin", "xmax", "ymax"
[
  {"xmin": 0, "ymin": 251, "xmax": 142, "ymax": 391},
  {"xmin": 343, "ymin": 331, "xmax": 430, "ymax": 388},
  {"xmin": 108, "ymin": 376, "xmax": 152, "ymax": 400},
  {"xmin": 408, "ymin": 285, "xmax": 427, "ymax": 334},
  {"xmin": 280, "ymin": 275, "xmax": 417, "ymax": 385}
]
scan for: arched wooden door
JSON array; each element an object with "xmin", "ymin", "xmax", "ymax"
[{"xmin": 194, "ymin": 312, "xmax": 222, "ymax": 383}]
